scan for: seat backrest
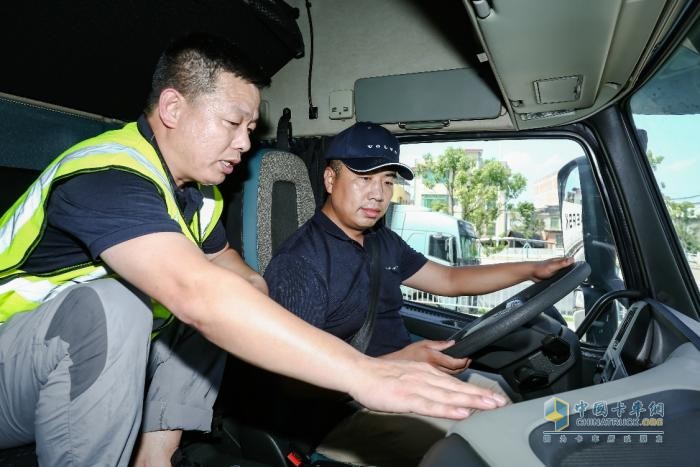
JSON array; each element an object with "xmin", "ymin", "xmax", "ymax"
[
  {"xmin": 0, "ymin": 95, "xmax": 122, "ymax": 216},
  {"xmin": 241, "ymin": 148, "xmax": 316, "ymax": 274}
]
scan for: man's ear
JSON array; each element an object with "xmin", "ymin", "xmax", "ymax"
[
  {"xmin": 158, "ymin": 88, "xmax": 183, "ymax": 129},
  {"xmin": 323, "ymin": 166, "xmax": 336, "ymax": 194}
]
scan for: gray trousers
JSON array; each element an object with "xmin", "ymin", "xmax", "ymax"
[{"xmin": 0, "ymin": 279, "xmax": 226, "ymax": 466}]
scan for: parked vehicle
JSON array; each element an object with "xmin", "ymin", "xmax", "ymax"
[{"xmin": 388, "ymin": 204, "xmax": 480, "ymax": 267}]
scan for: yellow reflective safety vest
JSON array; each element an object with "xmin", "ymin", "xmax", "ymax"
[{"xmin": 0, "ymin": 122, "xmax": 223, "ymax": 324}]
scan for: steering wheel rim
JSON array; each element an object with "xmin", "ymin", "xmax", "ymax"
[{"xmin": 443, "ymin": 261, "xmax": 591, "ymax": 358}]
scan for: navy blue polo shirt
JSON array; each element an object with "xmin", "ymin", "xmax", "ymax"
[
  {"xmin": 22, "ymin": 116, "xmax": 227, "ymax": 274},
  {"xmin": 264, "ymin": 209, "xmax": 428, "ymax": 357}
]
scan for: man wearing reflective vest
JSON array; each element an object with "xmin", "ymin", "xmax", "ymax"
[{"xmin": 0, "ymin": 34, "xmax": 507, "ymax": 466}]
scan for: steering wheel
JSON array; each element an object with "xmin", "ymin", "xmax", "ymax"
[{"xmin": 443, "ymin": 261, "xmax": 590, "ymax": 358}]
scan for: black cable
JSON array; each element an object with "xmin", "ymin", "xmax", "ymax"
[{"xmin": 305, "ymin": 0, "xmax": 317, "ymax": 119}]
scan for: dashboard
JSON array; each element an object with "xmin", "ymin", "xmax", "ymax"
[
  {"xmin": 597, "ymin": 299, "xmax": 700, "ymax": 383},
  {"xmin": 420, "ymin": 299, "xmax": 700, "ymax": 466}
]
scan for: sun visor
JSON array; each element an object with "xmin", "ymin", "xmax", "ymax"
[{"xmin": 354, "ymin": 68, "xmax": 502, "ymax": 125}]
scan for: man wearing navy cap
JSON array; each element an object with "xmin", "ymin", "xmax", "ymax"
[{"xmin": 264, "ymin": 121, "xmax": 573, "ymax": 466}]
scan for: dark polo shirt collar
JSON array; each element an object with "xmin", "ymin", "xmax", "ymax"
[
  {"xmin": 312, "ymin": 208, "xmax": 379, "ymax": 246},
  {"xmin": 136, "ymin": 114, "xmax": 203, "ymax": 224}
]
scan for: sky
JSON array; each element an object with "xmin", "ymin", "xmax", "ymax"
[{"xmin": 631, "ymin": 114, "xmax": 700, "ymax": 202}]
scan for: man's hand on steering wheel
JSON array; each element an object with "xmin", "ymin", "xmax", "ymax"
[
  {"xmin": 443, "ymin": 261, "xmax": 591, "ymax": 358},
  {"xmin": 530, "ymin": 256, "xmax": 575, "ymax": 281},
  {"xmin": 381, "ymin": 340, "xmax": 472, "ymax": 375}
]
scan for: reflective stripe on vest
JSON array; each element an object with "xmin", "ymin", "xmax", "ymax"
[{"xmin": 0, "ymin": 122, "xmax": 223, "ymax": 323}]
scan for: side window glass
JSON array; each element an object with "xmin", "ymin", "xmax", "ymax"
[
  {"xmin": 393, "ymin": 139, "xmax": 625, "ymax": 344},
  {"xmin": 428, "ymin": 234, "xmax": 455, "ymax": 264},
  {"xmin": 629, "ymin": 21, "xmax": 700, "ymax": 292}
]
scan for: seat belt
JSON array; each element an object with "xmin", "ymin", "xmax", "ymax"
[{"xmin": 349, "ymin": 236, "xmax": 381, "ymax": 353}]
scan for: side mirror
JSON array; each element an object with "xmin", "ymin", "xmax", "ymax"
[
  {"xmin": 558, "ymin": 155, "xmax": 621, "ymax": 345},
  {"xmin": 558, "ymin": 159, "xmax": 584, "ymax": 258}
]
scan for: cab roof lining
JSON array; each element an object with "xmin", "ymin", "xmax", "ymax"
[{"xmin": 467, "ymin": 0, "xmax": 681, "ymax": 130}]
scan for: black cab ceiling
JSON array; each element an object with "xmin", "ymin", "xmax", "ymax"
[{"xmin": 1, "ymin": 0, "xmax": 692, "ymax": 137}]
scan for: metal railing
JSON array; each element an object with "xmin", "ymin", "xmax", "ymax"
[{"xmin": 401, "ymin": 283, "xmax": 577, "ymax": 317}]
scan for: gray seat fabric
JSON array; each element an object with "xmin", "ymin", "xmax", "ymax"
[{"xmin": 242, "ymin": 149, "xmax": 316, "ymax": 274}]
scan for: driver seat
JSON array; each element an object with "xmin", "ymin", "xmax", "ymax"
[
  {"xmin": 211, "ymin": 147, "xmax": 339, "ymax": 467},
  {"xmin": 240, "ymin": 147, "xmax": 316, "ymax": 274}
]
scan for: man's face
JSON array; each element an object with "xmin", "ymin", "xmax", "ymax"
[
  {"xmin": 323, "ymin": 162, "xmax": 396, "ymax": 239},
  {"xmin": 171, "ymin": 72, "xmax": 260, "ymax": 186}
]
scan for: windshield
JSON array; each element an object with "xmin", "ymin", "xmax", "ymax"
[{"xmin": 629, "ymin": 23, "xmax": 700, "ymax": 292}]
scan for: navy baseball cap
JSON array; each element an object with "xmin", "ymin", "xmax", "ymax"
[{"xmin": 325, "ymin": 122, "xmax": 414, "ymax": 180}]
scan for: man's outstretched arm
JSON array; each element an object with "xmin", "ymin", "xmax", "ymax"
[
  {"xmin": 101, "ymin": 232, "xmax": 507, "ymax": 419},
  {"xmin": 403, "ymin": 256, "xmax": 574, "ymax": 297}
]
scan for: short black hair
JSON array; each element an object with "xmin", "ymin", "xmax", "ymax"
[
  {"xmin": 145, "ymin": 32, "xmax": 271, "ymax": 113},
  {"xmin": 328, "ymin": 159, "xmax": 344, "ymax": 175}
]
